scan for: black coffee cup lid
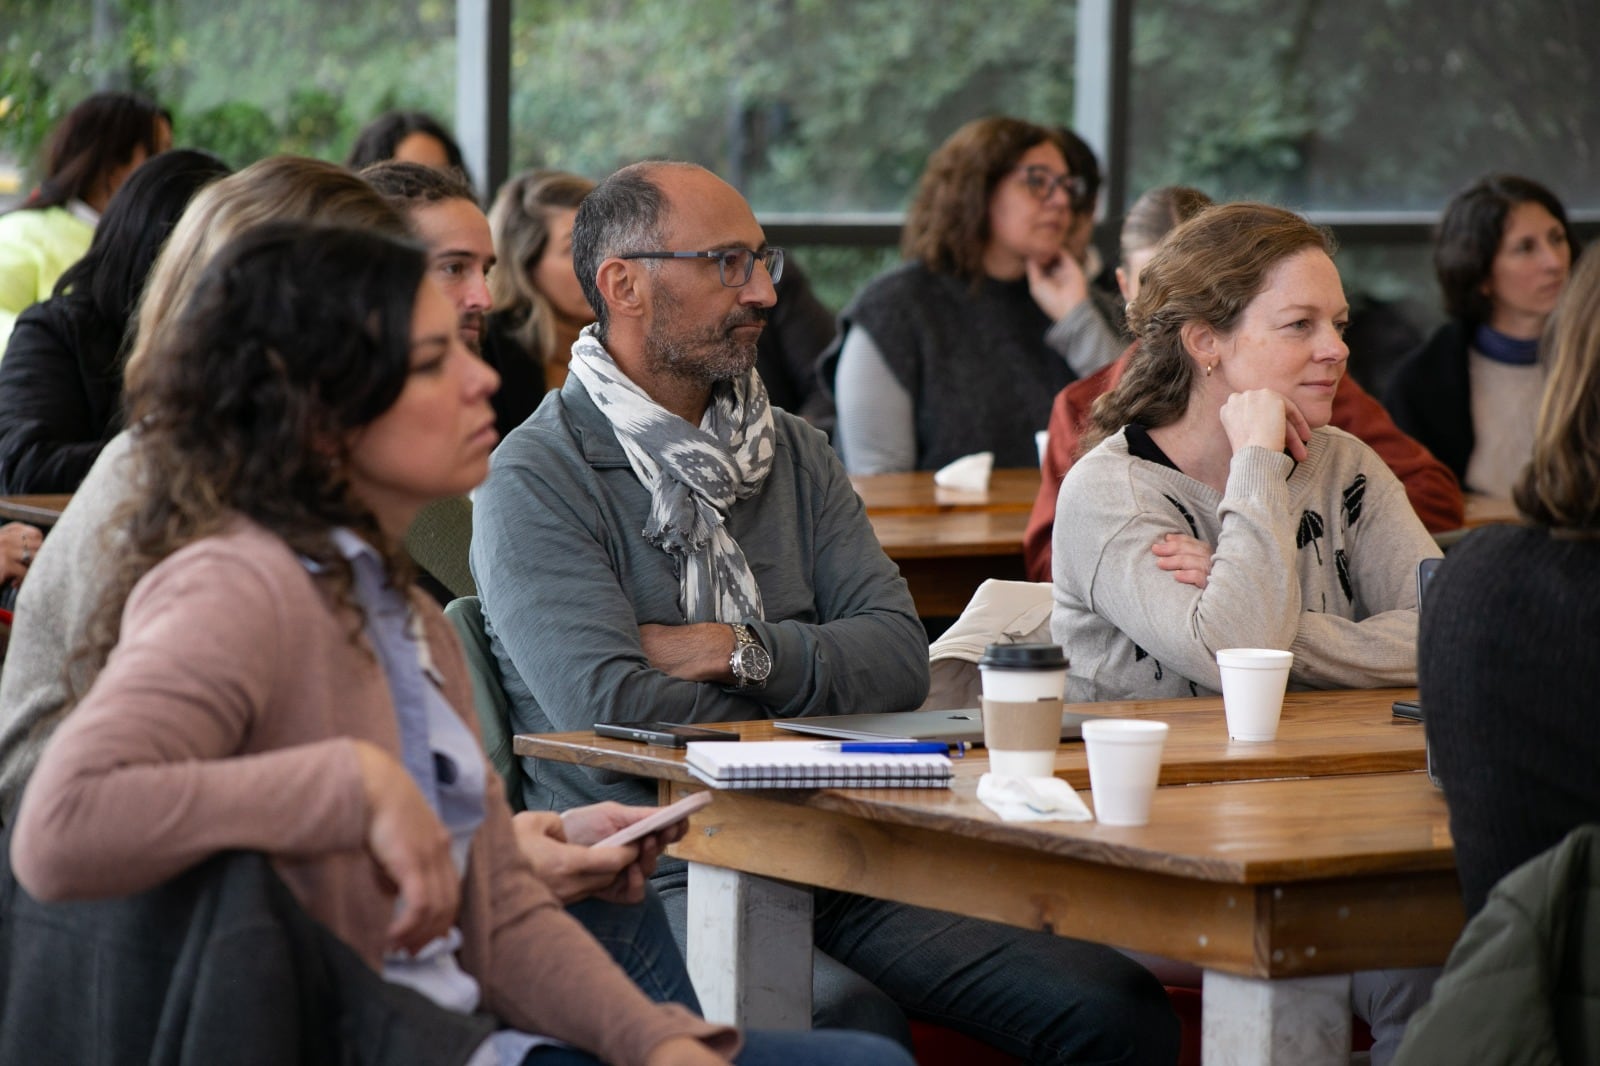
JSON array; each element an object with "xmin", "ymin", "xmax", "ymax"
[{"xmin": 978, "ymin": 643, "xmax": 1068, "ymax": 670}]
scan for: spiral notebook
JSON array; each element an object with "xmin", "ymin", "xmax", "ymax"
[{"xmin": 684, "ymin": 740, "xmax": 953, "ymax": 789}]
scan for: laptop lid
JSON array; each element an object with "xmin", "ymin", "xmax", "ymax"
[
  {"xmin": 1407, "ymin": 557, "xmax": 1444, "ymax": 720},
  {"xmin": 773, "ymin": 707, "xmax": 1098, "ymax": 745}
]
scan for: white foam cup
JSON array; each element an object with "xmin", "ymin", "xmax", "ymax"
[
  {"xmin": 1080, "ymin": 719, "xmax": 1169, "ymax": 827},
  {"xmin": 1215, "ymin": 648, "xmax": 1294, "ymax": 741},
  {"xmin": 978, "ymin": 643, "xmax": 1069, "ymax": 778}
]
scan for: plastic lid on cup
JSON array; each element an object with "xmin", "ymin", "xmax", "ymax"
[{"xmin": 978, "ymin": 643, "xmax": 1068, "ymax": 670}]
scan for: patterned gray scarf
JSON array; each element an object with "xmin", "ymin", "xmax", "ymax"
[{"xmin": 568, "ymin": 326, "xmax": 775, "ymax": 623}]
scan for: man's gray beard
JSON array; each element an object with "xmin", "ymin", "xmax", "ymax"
[{"xmin": 643, "ymin": 314, "xmax": 760, "ymax": 387}]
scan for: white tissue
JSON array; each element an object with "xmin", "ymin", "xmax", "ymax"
[
  {"xmin": 976, "ymin": 773, "xmax": 1094, "ymax": 823},
  {"xmin": 933, "ymin": 451, "xmax": 994, "ymax": 492}
]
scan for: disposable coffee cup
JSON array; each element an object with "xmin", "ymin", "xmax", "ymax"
[
  {"xmin": 1081, "ymin": 719, "xmax": 1168, "ymax": 827},
  {"xmin": 1216, "ymin": 648, "xmax": 1294, "ymax": 741},
  {"xmin": 978, "ymin": 643, "xmax": 1069, "ymax": 778}
]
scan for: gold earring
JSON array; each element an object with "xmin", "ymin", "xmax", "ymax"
[{"xmin": 1205, "ymin": 361, "xmax": 1216, "ymax": 377}]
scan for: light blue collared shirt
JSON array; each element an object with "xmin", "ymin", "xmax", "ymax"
[{"xmin": 317, "ymin": 531, "xmax": 550, "ymax": 1065}]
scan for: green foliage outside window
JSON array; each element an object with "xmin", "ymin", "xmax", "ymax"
[
  {"xmin": 0, "ymin": 0, "xmax": 455, "ymax": 181},
  {"xmin": 1, "ymin": 0, "xmax": 1594, "ymax": 314}
]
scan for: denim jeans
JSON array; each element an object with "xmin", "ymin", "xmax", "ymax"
[
  {"xmin": 1352, "ymin": 966, "xmax": 1441, "ymax": 1066},
  {"xmin": 566, "ymin": 883, "xmax": 701, "ymax": 1011},
  {"xmin": 524, "ymin": 1029, "xmax": 915, "ymax": 1066},
  {"xmin": 655, "ymin": 865, "xmax": 1181, "ymax": 1065}
]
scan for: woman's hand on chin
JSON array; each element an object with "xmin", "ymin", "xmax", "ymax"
[
  {"xmin": 353, "ymin": 741, "xmax": 460, "ymax": 954},
  {"xmin": 1219, "ymin": 388, "xmax": 1311, "ymax": 462},
  {"xmin": 1025, "ymin": 252, "xmax": 1089, "ymax": 321}
]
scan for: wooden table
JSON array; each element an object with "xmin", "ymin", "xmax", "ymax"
[
  {"xmin": 0, "ymin": 494, "xmax": 71, "ymax": 529},
  {"xmin": 850, "ymin": 468, "xmax": 1042, "ymax": 516},
  {"xmin": 1460, "ymin": 493, "xmax": 1517, "ymax": 529},
  {"xmin": 515, "ymin": 688, "xmax": 1453, "ymax": 1064},
  {"xmin": 851, "ymin": 469, "xmax": 1040, "ymax": 617},
  {"xmin": 1434, "ymin": 493, "xmax": 1520, "ymax": 548},
  {"xmin": 667, "ymin": 772, "xmax": 1457, "ymax": 1065},
  {"xmin": 865, "ymin": 510, "xmax": 1030, "ymax": 616},
  {"xmin": 514, "ymin": 687, "xmax": 1427, "ymax": 792}
]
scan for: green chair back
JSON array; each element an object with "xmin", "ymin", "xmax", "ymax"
[
  {"xmin": 443, "ymin": 595, "xmax": 523, "ymax": 811},
  {"xmin": 407, "ymin": 496, "xmax": 476, "ymax": 600}
]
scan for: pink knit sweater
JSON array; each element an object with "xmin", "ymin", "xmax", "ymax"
[{"xmin": 11, "ymin": 518, "xmax": 737, "ymax": 1066}]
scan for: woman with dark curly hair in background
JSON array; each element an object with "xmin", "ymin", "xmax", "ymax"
[{"xmin": 825, "ymin": 115, "xmax": 1122, "ymax": 473}]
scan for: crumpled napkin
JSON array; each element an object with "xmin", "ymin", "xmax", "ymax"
[
  {"xmin": 977, "ymin": 773, "xmax": 1093, "ymax": 822},
  {"xmin": 933, "ymin": 451, "xmax": 994, "ymax": 492}
]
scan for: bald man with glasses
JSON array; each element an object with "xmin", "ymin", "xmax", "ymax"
[{"xmin": 471, "ymin": 160, "xmax": 1179, "ymax": 1064}]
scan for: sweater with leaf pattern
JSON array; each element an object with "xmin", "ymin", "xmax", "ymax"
[{"xmin": 1050, "ymin": 426, "xmax": 1437, "ymax": 702}]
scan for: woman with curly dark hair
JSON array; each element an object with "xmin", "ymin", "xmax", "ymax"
[
  {"xmin": 0, "ymin": 157, "xmax": 411, "ymax": 809},
  {"xmin": 9, "ymin": 220, "xmax": 908, "ymax": 1066},
  {"xmin": 826, "ymin": 115, "xmax": 1122, "ymax": 473}
]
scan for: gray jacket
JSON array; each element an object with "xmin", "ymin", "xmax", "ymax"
[{"xmin": 471, "ymin": 373, "xmax": 929, "ymax": 813}]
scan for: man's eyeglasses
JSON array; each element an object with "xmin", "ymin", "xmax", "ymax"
[
  {"xmin": 1015, "ymin": 166, "xmax": 1088, "ymax": 207},
  {"xmin": 617, "ymin": 247, "xmax": 785, "ymax": 288}
]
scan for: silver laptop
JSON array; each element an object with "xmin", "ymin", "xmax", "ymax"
[{"xmin": 773, "ymin": 707, "xmax": 1098, "ymax": 745}]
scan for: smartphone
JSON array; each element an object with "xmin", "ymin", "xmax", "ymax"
[
  {"xmin": 593, "ymin": 791, "xmax": 714, "ymax": 848},
  {"xmin": 593, "ymin": 721, "xmax": 742, "ymax": 748},
  {"xmin": 1392, "ymin": 700, "xmax": 1422, "ymax": 722}
]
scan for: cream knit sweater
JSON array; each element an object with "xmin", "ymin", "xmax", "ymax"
[{"xmin": 1051, "ymin": 427, "xmax": 1437, "ymax": 702}]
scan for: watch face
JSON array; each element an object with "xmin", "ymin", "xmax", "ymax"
[{"xmin": 734, "ymin": 643, "xmax": 772, "ymax": 682}]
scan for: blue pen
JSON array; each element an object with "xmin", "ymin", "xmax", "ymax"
[{"xmin": 814, "ymin": 741, "xmax": 965, "ymax": 758}]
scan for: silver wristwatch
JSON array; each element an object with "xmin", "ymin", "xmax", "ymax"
[{"xmin": 728, "ymin": 623, "xmax": 772, "ymax": 688}]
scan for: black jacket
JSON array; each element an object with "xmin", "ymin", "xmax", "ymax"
[
  {"xmin": 756, "ymin": 260, "xmax": 835, "ymax": 419},
  {"xmin": 0, "ymin": 291, "xmax": 125, "ymax": 493},
  {"xmin": 481, "ymin": 310, "xmax": 550, "ymax": 442},
  {"xmin": 0, "ymin": 837, "xmax": 493, "ymax": 1066},
  {"xmin": 1382, "ymin": 319, "xmax": 1474, "ymax": 484}
]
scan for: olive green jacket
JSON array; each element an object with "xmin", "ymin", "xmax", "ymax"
[{"xmin": 1393, "ymin": 824, "xmax": 1600, "ymax": 1065}]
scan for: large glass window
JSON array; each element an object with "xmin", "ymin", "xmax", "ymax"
[
  {"xmin": 0, "ymin": 0, "xmax": 456, "ymax": 206},
  {"xmin": 506, "ymin": 0, "xmax": 1078, "ymax": 215},
  {"xmin": 7, "ymin": 0, "xmax": 1593, "ymax": 323},
  {"xmin": 1127, "ymin": 0, "xmax": 1600, "ymax": 212}
]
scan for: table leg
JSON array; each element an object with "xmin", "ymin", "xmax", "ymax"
[
  {"xmin": 1201, "ymin": 971, "xmax": 1352, "ymax": 1065},
  {"xmin": 686, "ymin": 862, "xmax": 813, "ymax": 1030}
]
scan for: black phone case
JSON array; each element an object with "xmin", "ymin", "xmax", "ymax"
[{"xmin": 593, "ymin": 723, "xmax": 741, "ymax": 747}]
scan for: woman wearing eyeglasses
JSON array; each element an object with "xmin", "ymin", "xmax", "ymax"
[{"xmin": 825, "ymin": 116, "xmax": 1123, "ymax": 474}]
